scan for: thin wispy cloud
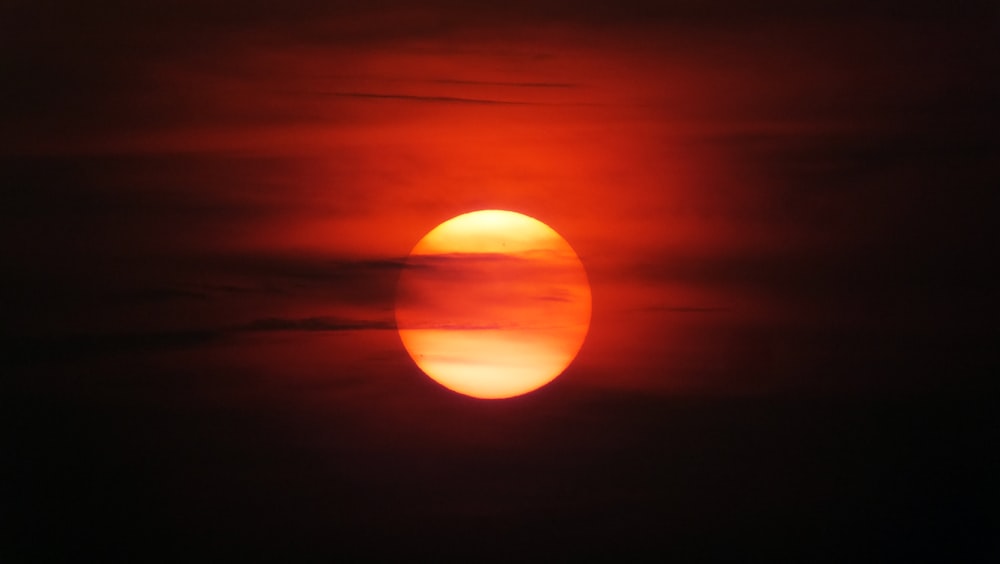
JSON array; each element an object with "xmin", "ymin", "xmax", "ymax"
[
  {"xmin": 239, "ymin": 316, "xmax": 395, "ymax": 332},
  {"xmin": 400, "ymin": 321, "xmax": 508, "ymax": 331},
  {"xmin": 5, "ymin": 314, "xmax": 397, "ymax": 365},
  {"xmin": 330, "ymin": 91, "xmax": 533, "ymax": 105},
  {"xmin": 429, "ymin": 79, "xmax": 579, "ymax": 88},
  {"xmin": 644, "ymin": 305, "xmax": 732, "ymax": 313},
  {"xmin": 3, "ymin": 330, "xmax": 222, "ymax": 365},
  {"xmin": 111, "ymin": 287, "xmax": 211, "ymax": 304}
]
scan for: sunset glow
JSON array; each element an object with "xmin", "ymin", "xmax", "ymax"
[{"xmin": 4, "ymin": 1, "xmax": 995, "ymax": 560}]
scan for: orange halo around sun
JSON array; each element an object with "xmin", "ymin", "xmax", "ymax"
[{"xmin": 395, "ymin": 210, "xmax": 592, "ymax": 399}]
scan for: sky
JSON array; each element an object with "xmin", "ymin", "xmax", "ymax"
[{"xmin": 2, "ymin": 1, "xmax": 998, "ymax": 560}]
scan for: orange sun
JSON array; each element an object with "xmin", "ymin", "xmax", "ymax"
[{"xmin": 395, "ymin": 210, "xmax": 592, "ymax": 399}]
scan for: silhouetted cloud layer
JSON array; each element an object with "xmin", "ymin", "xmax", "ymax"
[{"xmin": 240, "ymin": 316, "xmax": 395, "ymax": 332}]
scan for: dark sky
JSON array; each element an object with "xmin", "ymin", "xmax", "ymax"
[{"xmin": 2, "ymin": 1, "xmax": 998, "ymax": 561}]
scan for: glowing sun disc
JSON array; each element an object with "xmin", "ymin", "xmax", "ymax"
[{"xmin": 395, "ymin": 210, "xmax": 592, "ymax": 399}]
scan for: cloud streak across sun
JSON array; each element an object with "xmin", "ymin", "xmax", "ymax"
[{"xmin": 395, "ymin": 211, "xmax": 591, "ymax": 398}]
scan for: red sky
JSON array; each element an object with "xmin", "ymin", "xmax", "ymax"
[
  {"xmin": 2, "ymin": 1, "xmax": 998, "ymax": 560},
  {"xmin": 5, "ymin": 1, "xmax": 996, "ymax": 394}
]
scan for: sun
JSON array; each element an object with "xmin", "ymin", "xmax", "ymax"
[{"xmin": 395, "ymin": 210, "xmax": 592, "ymax": 399}]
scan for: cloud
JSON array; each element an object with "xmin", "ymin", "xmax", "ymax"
[
  {"xmin": 428, "ymin": 79, "xmax": 578, "ymax": 88},
  {"xmin": 200, "ymin": 255, "xmax": 414, "ymax": 309},
  {"xmin": 330, "ymin": 91, "xmax": 532, "ymax": 105},
  {"xmin": 643, "ymin": 306, "xmax": 731, "ymax": 313},
  {"xmin": 4, "ymin": 313, "xmax": 397, "ymax": 365},
  {"xmin": 535, "ymin": 295, "xmax": 572, "ymax": 303},
  {"xmin": 403, "ymin": 252, "xmax": 567, "ymax": 269},
  {"xmin": 217, "ymin": 255, "xmax": 410, "ymax": 281},
  {"xmin": 111, "ymin": 288, "xmax": 211, "ymax": 304},
  {"xmin": 239, "ymin": 316, "xmax": 395, "ymax": 332},
  {"xmin": 3, "ymin": 330, "xmax": 222, "ymax": 365},
  {"xmin": 399, "ymin": 322, "xmax": 508, "ymax": 331}
]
